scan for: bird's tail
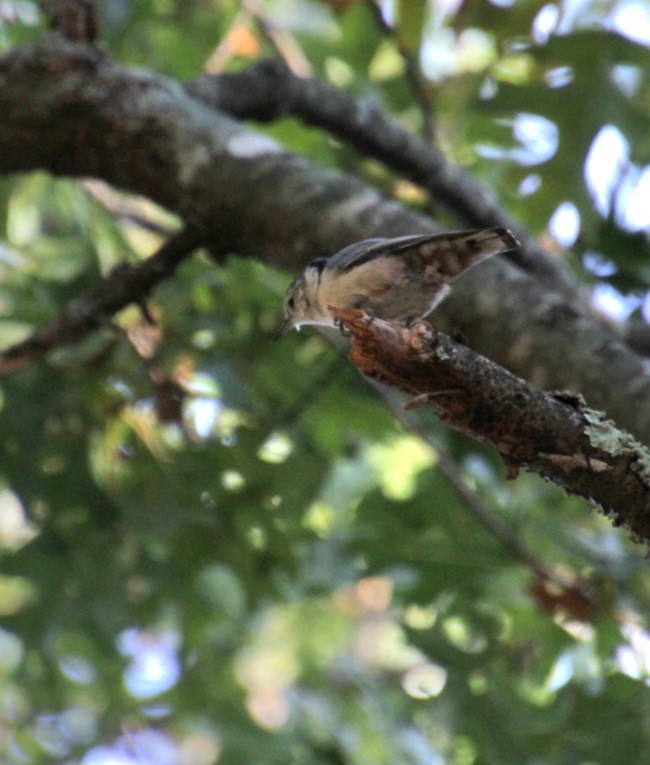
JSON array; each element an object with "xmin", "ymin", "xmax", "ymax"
[{"xmin": 410, "ymin": 227, "xmax": 519, "ymax": 279}]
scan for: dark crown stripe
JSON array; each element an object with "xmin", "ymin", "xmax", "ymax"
[
  {"xmin": 309, "ymin": 258, "xmax": 328, "ymax": 273},
  {"xmin": 309, "ymin": 257, "xmax": 328, "ymax": 284}
]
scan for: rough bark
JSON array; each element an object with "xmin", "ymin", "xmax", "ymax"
[
  {"xmin": 334, "ymin": 308, "xmax": 650, "ymax": 540},
  {"xmin": 187, "ymin": 59, "xmax": 568, "ymax": 285},
  {"xmin": 0, "ymin": 39, "xmax": 649, "ymax": 449}
]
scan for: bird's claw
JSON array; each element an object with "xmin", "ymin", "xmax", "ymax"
[{"xmin": 334, "ymin": 318, "xmax": 350, "ymax": 337}]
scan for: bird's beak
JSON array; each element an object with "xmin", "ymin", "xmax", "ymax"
[{"xmin": 272, "ymin": 317, "xmax": 293, "ymax": 341}]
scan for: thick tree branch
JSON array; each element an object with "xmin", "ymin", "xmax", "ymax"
[
  {"xmin": 186, "ymin": 59, "xmax": 570, "ymax": 286},
  {"xmin": 1, "ymin": 39, "xmax": 650, "ymax": 449},
  {"xmin": 334, "ymin": 307, "xmax": 650, "ymax": 541}
]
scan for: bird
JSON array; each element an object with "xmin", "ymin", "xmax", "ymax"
[{"xmin": 274, "ymin": 227, "xmax": 519, "ymax": 338}]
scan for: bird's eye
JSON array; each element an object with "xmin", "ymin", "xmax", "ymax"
[{"xmin": 287, "ymin": 297, "xmax": 295, "ymax": 309}]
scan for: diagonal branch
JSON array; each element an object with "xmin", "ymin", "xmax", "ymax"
[
  {"xmin": 0, "ymin": 227, "xmax": 203, "ymax": 376},
  {"xmin": 0, "ymin": 37, "xmax": 647, "ymax": 536},
  {"xmin": 374, "ymin": 382, "xmax": 597, "ymax": 618},
  {"xmin": 365, "ymin": 0, "xmax": 436, "ymax": 141},
  {"xmin": 2, "ymin": 39, "xmax": 650, "ymax": 447},
  {"xmin": 333, "ymin": 306, "xmax": 650, "ymax": 542},
  {"xmin": 186, "ymin": 59, "xmax": 570, "ymax": 286}
]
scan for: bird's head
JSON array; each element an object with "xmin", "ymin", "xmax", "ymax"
[{"xmin": 273, "ymin": 259, "xmax": 329, "ymax": 338}]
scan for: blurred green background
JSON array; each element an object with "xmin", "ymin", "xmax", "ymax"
[{"xmin": 0, "ymin": 1, "xmax": 649, "ymax": 763}]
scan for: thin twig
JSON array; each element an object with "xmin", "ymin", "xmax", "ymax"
[
  {"xmin": 242, "ymin": 0, "xmax": 312, "ymax": 76},
  {"xmin": 83, "ymin": 181, "xmax": 176, "ymax": 238},
  {"xmin": 203, "ymin": 9, "xmax": 251, "ymax": 73},
  {"xmin": 365, "ymin": 0, "xmax": 435, "ymax": 142},
  {"xmin": 203, "ymin": 2, "xmax": 311, "ymax": 76}
]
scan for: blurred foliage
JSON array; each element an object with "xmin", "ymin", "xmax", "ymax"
[{"xmin": 0, "ymin": 1, "xmax": 649, "ymax": 764}]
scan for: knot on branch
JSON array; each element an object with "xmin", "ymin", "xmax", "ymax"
[
  {"xmin": 330, "ymin": 307, "xmax": 458, "ymax": 399},
  {"xmin": 407, "ymin": 320, "xmax": 436, "ymax": 355},
  {"xmin": 43, "ymin": 0, "xmax": 98, "ymax": 44}
]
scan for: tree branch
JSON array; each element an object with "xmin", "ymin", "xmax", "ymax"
[
  {"xmin": 39, "ymin": 0, "xmax": 98, "ymax": 43},
  {"xmin": 334, "ymin": 307, "xmax": 650, "ymax": 542},
  {"xmin": 186, "ymin": 59, "xmax": 570, "ymax": 286},
  {"xmin": 0, "ymin": 227, "xmax": 203, "ymax": 376},
  {"xmin": 365, "ymin": 0, "xmax": 436, "ymax": 142},
  {"xmin": 1, "ymin": 39, "xmax": 650, "ymax": 448},
  {"xmin": 373, "ymin": 382, "xmax": 597, "ymax": 618}
]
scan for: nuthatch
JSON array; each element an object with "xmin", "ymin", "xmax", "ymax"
[{"xmin": 275, "ymin": 228, "xmax": 519, "ymax": 337}]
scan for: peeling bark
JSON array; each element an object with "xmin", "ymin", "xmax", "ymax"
[
  {"xmin": 0, "ymin": 39, "xmax": 649, "ymax": 448},
  {"xmin": 333, "ymin": 307, "xmax": 650, "ymax": 540}
]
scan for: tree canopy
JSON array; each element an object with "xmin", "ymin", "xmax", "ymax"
[{"xmin": 0, "ymin": 1, "xmax": 649, "ymax": 764}]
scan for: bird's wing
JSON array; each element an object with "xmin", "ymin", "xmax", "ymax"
[{"xmin": 328, "ymin": 229, "xmax": 518, "ymax": 275}]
